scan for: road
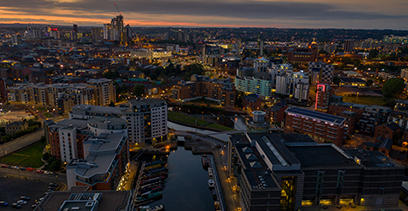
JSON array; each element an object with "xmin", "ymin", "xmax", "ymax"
[
  {"xmin": 0, "ymin": 129, "xmax": 43, "ymax": 157},
  {"xmin": 0, "ymin": 177, "xmax": 49, "ymax": 211}
]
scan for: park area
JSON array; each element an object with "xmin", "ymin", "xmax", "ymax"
[
  {"xmin": 0, "ymin": 140, "xmax": 45, "ymax": 168},
  {"xmin": 168, "ymin": 111, "xmax": 232, "ymax": 132},
  {"xmin": 342, "ymin": 96, "xmax": 388, "ymax": 106}
]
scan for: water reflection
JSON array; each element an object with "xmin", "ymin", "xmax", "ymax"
[{"xmin": 152, "ymin": 147, "xmax": 215, "ymax": 211}]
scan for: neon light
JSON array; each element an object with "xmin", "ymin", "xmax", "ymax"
[{"xmin": 315, "ymin": 84, "xmax": 327, "ymax": 110}]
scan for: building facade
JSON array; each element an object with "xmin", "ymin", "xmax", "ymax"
[
  {"xmin": 228, "ymin": 132, "xmax": 404, "ymax": 211},
  {"xmin": 285, "ymin": 107, "xmax": 346, "ymax": 146}
]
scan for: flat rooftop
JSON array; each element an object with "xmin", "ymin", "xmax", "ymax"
[
  {"xmin": 244, "ymin": 170, "xmax": 279, "ymax": 191},
  {"xmin": 71, "ymin": 104, "xmax": 123, "ymax": 116},
  {"xmin": 344, "ymin": 149, "xmax": 400, "ymax": 169},
  {"xmin": 230, "ymin": 135, "xmax": 281, "ymax": 190},
  {"xmin": 128, "ymin": 98, "xmax": 167, "ymax": 108},
  {"xmin": 286, "ymin": 106, "xmax": 345, "ymax": 125},
  {"xmin": 287, "ymin": 145, "xmax": 358, "ymax": 169},
  {"xmin": 51, "ymin": 118, "xmax": 88, "ymax": 129},
  {"xmin": 35, "ymin": 191, "xmax": 131, "ymax": 211},
  {"xmin": 70, "ymin": 132, "xmax": 126, "ymax": 179}
]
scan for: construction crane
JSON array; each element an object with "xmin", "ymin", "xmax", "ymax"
[{"xmin": 113, "ymin": 2, "xmax": 122, "ymax": 15}]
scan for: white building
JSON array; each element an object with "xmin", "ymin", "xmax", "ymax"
[
  {"xmin": 69, "ymin": 99, "xmax": 168, "ymax": 144},
  {"xmin": 51, "ymin": 116, "xmax": 127, "ymax": 163},
  {"xmin": 123, "ymin": 99, "xmax": 168, "ymax": 144},
  {"xmin": 276, "ymin": 69, "xmax": 310, "ymax": 102}
]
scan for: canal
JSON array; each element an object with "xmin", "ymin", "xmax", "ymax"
[{"xmin": 151, "ymin": 146, "xmax": 215, "ymax": 211}]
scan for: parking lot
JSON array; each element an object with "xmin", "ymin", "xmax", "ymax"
[{"xmin": 0, "ymin": 177, "xmax": 49, "ymax": 210}]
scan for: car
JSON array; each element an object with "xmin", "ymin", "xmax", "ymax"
[
  {"xmin": 17, "ymin": 200, "xmax": 27, "ymax": 205},
  {"xmin": 11, "ymin": 203, "xmax": 21, "ymax": 209},
  {"xmin": 20, "ymin": 196, "xmax": 30, "ymax": 201},
  {"xmin": 48, "ymin": 183, "xmax": 58, "ymax": 187},
  {"xmin": 0, "ymin": 164, "xmax": 8, "ymax": 168},
  {"xmin": 0, "ymin": 201, "xmax": 8, "ymax": 207},
  {"xmin": 44, "ymin": 171, "xmax": 53, "ymax": 175}
]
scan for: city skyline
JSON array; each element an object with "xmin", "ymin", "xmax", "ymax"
[{"xmin": 0, "ymin": 0, "xmax": 407, "ymax": 29}]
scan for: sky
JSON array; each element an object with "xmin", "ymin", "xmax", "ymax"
[{"xmin": 0, "ymin": 0, "xmax": 407, "ymax": 29}]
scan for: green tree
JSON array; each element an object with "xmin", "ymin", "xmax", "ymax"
[
  {"xmin": 382, "ymin": 78, "xmax": 405, "ymax": 98},
  {"xmin": 366, "ymin": 79, "xmax": 374, "ymax": 87},
  {"xmin": 103, "ymin": 70, "xmax": 119, "ymax": 79},
  {"xmin": 368, "ymin": 49, "xmax": 379, "ymax": 59},
  {"xmin": 183, "ymin": 63, "xmax": 205, "ymax": 80},
  {"xmin": 133, "ymin": 85, "xmax": 145, "ymax": 97},
  {"xmin": 333, "ymin": 76, "xmax": 341, "ymax": 85}
]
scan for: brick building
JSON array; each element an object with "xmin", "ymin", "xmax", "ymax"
[
  {"xmin": 285, "ymin": 107, "xmax": 346, "ymax": 146},
  {"xmin": 172, "ymin": 75, "xmax": 236, "ymax": 108}
]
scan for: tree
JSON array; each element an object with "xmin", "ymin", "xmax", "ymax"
[
  {"xmin": 183, "ymin": 63, "xmax": 205, "ymax": 80},
  {"xmin": 366, "ymin": 79, "xmax": 374, "ymax": 87},
  {"xmin": 103, "ymin": 70, "xmax": 119, "ymax": 79},
  {"xmin": 133, "ymin": 85, "xmax": 145, "ymax": 97},
  {"xmin": 368, "ymin": 49, "xmax": 379, "ymax": 59},
  {"xmin": 382, "ymin": 78, "xmax": 405, "ymax": 98},
  {"xmin": 333, "ymin": 76, "xmax": 341, "ymax": 85}
]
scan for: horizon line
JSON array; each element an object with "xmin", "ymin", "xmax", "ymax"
[{"xmin": 0, "ymin": 22, "xmax": 407, "ymax": 32}]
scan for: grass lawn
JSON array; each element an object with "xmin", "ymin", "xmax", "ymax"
[
  {"xmin": 188, "ymin": 98, "xmax": 219, "ymax": 105},
  {"xmin": 0, "ymin": 140, "xmax": 45, "ymax": 168},
  {"xmin": 342, "ymin": 96, "xmax": 387, "ymax": 106},
  {"xmin": 168, "ymin": 111, "xmax": 233, "ymax": 131}
]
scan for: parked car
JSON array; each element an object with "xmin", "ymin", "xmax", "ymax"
[
  {"xmin": 11, "ymin": 203, "xmax": 22, "ymax": 208},
  {"xmin": 20, "ymin": 196, "xmax": 30, "ymax": 201},
  {"xmin": 17, "ymin": 200, "xmax": 27, "ymax": 205},
  {"xmin": 0, "ymin": 201, "xmax": 8, "ymax": 207},
  {"xmin": 48, "ymin": 183, "xmax": 57, "ymax": 187}
]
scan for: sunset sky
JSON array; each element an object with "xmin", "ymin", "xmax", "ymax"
[{"xmin": 0, "ymin": 0, "xmax": 407, "ymax": 29}]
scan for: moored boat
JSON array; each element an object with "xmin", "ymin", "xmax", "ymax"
[{"xmin": 208, "ymin": 179, "xmax": 215, "ymax": 189}]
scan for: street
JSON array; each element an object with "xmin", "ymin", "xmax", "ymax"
[{"xmin": 0, "ymin": 177, "xmax": 49, "ymax": 211}]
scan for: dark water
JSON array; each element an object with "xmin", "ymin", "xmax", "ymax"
[{"xmin": 153, "ymin": 147, "xmax": 215, "ymax": 211}]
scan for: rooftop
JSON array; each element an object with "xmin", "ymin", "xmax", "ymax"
[
  {"xmin": 286, "ymin": 106, "xmax": 346, "ymax": 125},
  {"xmin": 70, "ymin": 105, "xmax": 123, "ymax": 118},
  {"xmin": 344, "ymin": 149, "xmax": 401, "ymax": 169},
  {"xmin": 87, "ymin": 117, "xmax": 127, "ymax": 130},
  {"xmin": 87, "ymin": 78, "xmax": 112, "ymax": 84},
  {"xmin": 69, "ymin": 132, "xmax": 126, "ymax": 180},
  {"xmin": 287, "ymin": 145, "xmax": 358, "ymax": 169},
  {"xmin": 35, "ymin": 191, "xmax": 132, "ymax": 211},
  {"xmin": 51, "ymin": 118, "xmax": 88, "ymax": 130},
  {"xmin": 248, "ymin": 133, "xmax": 300, "ymax": 169},
  {"xmin": 127, "ymin": 98, "xmax": 167, "ymax": 109}
]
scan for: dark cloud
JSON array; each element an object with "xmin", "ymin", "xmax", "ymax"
[
  {"xmin": 0, "ymin": 0, "xmax": 407, "ymax": 28},
  {"xmin": 55, "ymin": 0, "xmax": 406, "ymax": 20}
]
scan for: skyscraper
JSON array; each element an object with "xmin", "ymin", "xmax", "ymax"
[{"xmin": 103, "ymin": 15, "xmax": 128, "ymax": 46}]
